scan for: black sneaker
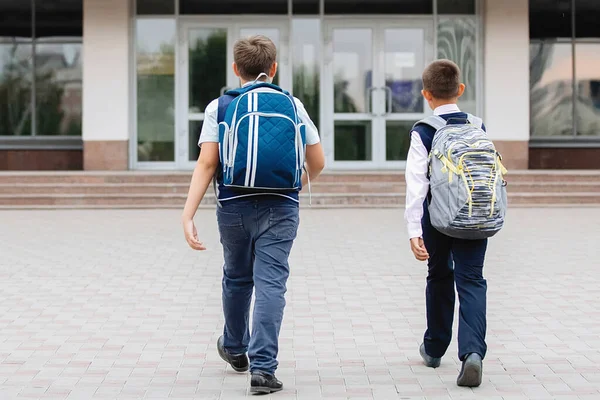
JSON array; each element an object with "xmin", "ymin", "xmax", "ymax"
[
  {"xmin": 217, "ymin": 335, "xmax": 249, "ymax": 372},
  {"xmin": 250, "ymin": 371, "xmax": 283, "ymax": 394},
  {"xmin": 457, "ymin": 353, "xmax": 483, "ymax": 387}
]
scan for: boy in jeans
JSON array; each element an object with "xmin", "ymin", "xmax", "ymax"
[
  {"xmin": 181, "ymin": 35, "xmax": 325, "ymax": 393},
  {"xmin": 405, "ymin": 59, "xmax": 488, "ymax": 387}
]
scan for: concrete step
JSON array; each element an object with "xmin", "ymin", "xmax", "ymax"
[
  {"xmin": 1, "ymin": 170, "xmax": 600, "ymax": 185},
  {"xmin": 1, "ymin": 192, "xmax": 600, "ymax": 209},
  {"xmin": 1, "ymin": 170, "xmax": 600, "ymax": 208},
  {"xmin": 2, "ymin": 181, "xmax": 600, "ymax": 196},
  {"xmin": 0, "ymin": 182, "xmax": 404, "ymax": 195}
]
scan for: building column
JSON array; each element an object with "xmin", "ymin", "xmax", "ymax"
[
  {"xmin": 484, "ymin": 0, "xmax": 529, "ymax": 170},
  {"xmin": 82, "ymin": 0, "xmax": 131, "ymax": 170}
]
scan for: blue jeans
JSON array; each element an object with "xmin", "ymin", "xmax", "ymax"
[
  {"xmin": 422, "ymin": 204, "xmax": 488, "ymax": 361},
  {"xmin": 217, "ymin": 197, "xmax": 299, "ymax": 375}
]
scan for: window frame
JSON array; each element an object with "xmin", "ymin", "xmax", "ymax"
[
  {"xmin": 0, "ymin": 0, "xmax": 83, "ymax": 138},
  {"xmin": 529, "ymin": 0, "xmax": 600, "ymax": 143}
]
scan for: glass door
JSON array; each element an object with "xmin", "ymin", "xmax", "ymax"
[
  {"xmin": 178, "ymin": 21, "xmax": 231, "ymax": 169},
  {"xmin": 379, "ymin": 23, "xmax": 433, "ymax": 167},
  {"xmin": 323, "ymin": 19, "xmax": 433, "ymax": 169},
  {"xmin": 323, "ymin": 23, "xmax": 379, "ymax": 168},
  {"xmin": 177, "ymin": 19, "xmax": 289, "ymax": 169}
]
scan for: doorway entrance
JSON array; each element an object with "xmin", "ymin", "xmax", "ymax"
[
  {"xmin": 177, "ymin": 18, "xmax": 290, "ymax": 169},
  {"xmin": 323, "ymin": 18, "xmax": 434, "ymax": 169}
]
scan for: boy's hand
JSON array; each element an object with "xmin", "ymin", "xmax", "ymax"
[
  {"xmin": 182, "ymin": 219, "xmax": 206, "ymax": 251},
  {"xmin": 410, "ymin": 237, "xmax": 429, "ymax": 261}
]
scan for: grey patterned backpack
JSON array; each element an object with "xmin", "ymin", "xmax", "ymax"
[{"xmin": 415, "ymin": 114, "xmax": 508, "ymax": 240}]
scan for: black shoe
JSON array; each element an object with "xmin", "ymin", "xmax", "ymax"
[
  {"xmin": 419, "ymin": 343, "xmax": 441, "ymax": 368},
  {"xmin": 217, "ymin": 335, "xmax": 249, "ymax": 372},
  {"xmin": 457, "ymin": 353, "xmax": 483, "ymax": 387},
  {"xmin": 250, "ymin": 371, "xmax": 283, "ymax": 394}
]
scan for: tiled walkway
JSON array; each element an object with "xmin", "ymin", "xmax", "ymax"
[{"xmin": 0, "ymin": 208, "xmax": 599, "ymax": 399}]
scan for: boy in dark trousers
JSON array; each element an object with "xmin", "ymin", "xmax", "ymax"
[
  {"xmin": 181, "ymin": 35, "xmax": 325, "ymax": 394},
  {"xmin": 405, "ymin": 59, "xmax": 488, "ymax": 387}
]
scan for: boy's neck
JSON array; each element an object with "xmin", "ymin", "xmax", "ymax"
[
  {"xmin": 431, "ymin": 100, "xmax": 459, "ymax": 110},
  {"xmin": 240, "ymin": 77, "xmax": 269, "ymax": 86}
]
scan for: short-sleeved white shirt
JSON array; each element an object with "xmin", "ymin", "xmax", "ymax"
[{"xmin": 198, "ymin": 96, "xmax": 320, "ymax": 146}]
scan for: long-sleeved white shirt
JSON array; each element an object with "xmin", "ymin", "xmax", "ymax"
[{"xmin": 404, "ymin": 104, "xmax": 462, "ymax": 239}]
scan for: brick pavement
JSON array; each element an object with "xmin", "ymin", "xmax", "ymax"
[{"xmin": 0, "ymin": 208, "xmax": 599, "ymax": 399}]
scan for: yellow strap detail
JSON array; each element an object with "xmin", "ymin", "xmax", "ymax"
[
  {"xmin": 498, "ymin": 159, "xmax": 508, "ymax": 175},
  {"xmin": 438, "ymin": 155, "xmax": 459, "ymax": 175}
]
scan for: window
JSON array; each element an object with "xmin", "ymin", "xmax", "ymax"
[
  {"xmin": 575, "ymin": 43, "xmax": 600, "ymax": 136},
  {"xmin": 529, "ymin": 0, "xmax": 600, "ymax": 137},
  {"xmin": 575, "ymin": 0, "xmax": 600, "ymax": 38},
  {"xmin": 438, "ymin": 16, "xmax": 477, "ymax": 114},
  {"xmin": 0, "ymin": 0, "xmax": 82, "ymax": 137},
  {"xmin": 530, "ymin": 43, "xmax": 573, "ymax": 137},
  {"xmin": 529, "ymin": 0, "xmax": 572, "ymax": 39},
  {"xmin": 179, "ymin": 0, "xmax": 288, "ymax": 14},
  {"xmin": 292, "ymin": 19, "xmax": 320, "ymax": 131},
  {"xmin": 136, "ymin": 19, "xmax": 176, "ymax": 162},
  {"xmin": 136, "ymin": 0, "xmax": 175, "ymax": 15},
  {"xmin": 325, "ymin": 0, "xmax": 432, "ymax": 15},
  {"xmin": 293, "ymin": 0, "xmax": 319, "ymax": 14},
  {"xmin": 437, "ymin": 0, "xmax": 475, "ymax": 15}
]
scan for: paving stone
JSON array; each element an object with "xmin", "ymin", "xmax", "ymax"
[{"xmin": 0, "ymin": 208, "xmax": 599, "ymax": 399}]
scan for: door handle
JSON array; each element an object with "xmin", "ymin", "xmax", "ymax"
[
  {"xmin": 365, "ymin": 87, "xmax": 378, "ymax": 116},
  {"xmin": 381, "ymin": 86, "xmax": 393, "ymax": 116}
]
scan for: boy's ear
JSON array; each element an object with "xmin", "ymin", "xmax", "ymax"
[
  {"xmin": 457, "ymin": 83, "xmax": 466, "ymax": 98},
  {"xmin": 232, "ymin": 62, "xmax": 241, "ymax": 78},
  {"xmin": 421, "ymin": 89, "xmax": 433, "ymax": 102},
  {"xmin": 269, "ymin": 62, "xmax": 278, "ymax": 78}
]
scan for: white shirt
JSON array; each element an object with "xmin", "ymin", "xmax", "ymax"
[
  {"xmin": 404, "ymin": 104, "xmax": 461, "ymax": 239},
  {"xmin": 198, "ymin": 94, "xmax": 320, "ymax": 146}
]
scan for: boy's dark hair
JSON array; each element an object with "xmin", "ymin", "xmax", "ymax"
[
  {"xmin": 422, "ymin": 59, "xmax": 461, "ymax": 100},
  {"xmin": 233, "ymin": 35, "xmax": 277, "ymax": 81}
]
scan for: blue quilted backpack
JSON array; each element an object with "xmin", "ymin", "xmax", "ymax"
[{"xmin": 216, "ymin": 81, "xmax": 307, "ymax": 193}]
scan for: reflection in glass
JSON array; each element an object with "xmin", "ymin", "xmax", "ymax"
[
  {"xmin": 189, "ymin": 28, "xmax": 227, "ymax": 113},
  {"xmin": 334, "ymin": 121, "xmax": 372, "ymax": 161},
  {"xmin": 292, "ymin": 19, "xmax": 320, "ymax": 130},
  {"xmin": 529, "ymin": 42, "xmax": 573, "ymax": 137},
  {"xmin": 386, "ymin": 121, "xmax": 415, "ymax": 161},
  {"xmin": 332, "ymin": 29, "xmax": 371, "ymax": 114},
  {"xmin": 136, "ymin": 19, "xmax": 176, "ymax": 162},
  {"xmin": 136, "ymin": 0, "xmax": 175, "ymax": 15},
  {"xmin": 189, "ymin": 120, "xmax": 203, "ymax": 161},
  {"xmin": 384, "ymin": 28, "xmax": 424, "ymax": 113},
  {"xmin": 0, "ymin": 43, "xmax": 33, "ymax": 136},
  {"xmin": 437, "ymin": 0, "xmax": 475, "ymax": 14},
  {"xmin": 437, "ymin": 17, "xmax": 477, "ymax": 114},
  {"xmin": 35, "ymin": 43, "xmax": 82, "ymax": 135},
  {"xmin": 239, "ymin": 28, "xmax": 279, "ymax": 86},
  {"xmin": 575, "ymin": 44, "xmax": 600, "ymax": 136}
]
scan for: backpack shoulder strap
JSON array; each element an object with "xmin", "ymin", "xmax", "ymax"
[
  {"xmin": 413, "ymin": 115, "xmax": 447, "ymax": 131},
  {"xmin": 217, "ymin": 94, "xmax": 237, "ymax": 124},
  {"xmin": 466, "ymin": 113, "xmax": 483, "ymax": 129}
]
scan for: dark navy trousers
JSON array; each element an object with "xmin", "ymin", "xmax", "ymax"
[{"xmin": 421, "ymin": 204, "xmax": 488, "ymax": 361}]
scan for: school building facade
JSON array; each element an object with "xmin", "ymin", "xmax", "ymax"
[{"xmin": 1, "ymin": 0, "xmax": 599, "ymax": 171}]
